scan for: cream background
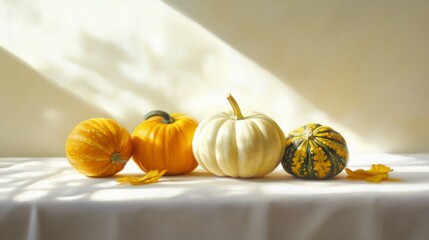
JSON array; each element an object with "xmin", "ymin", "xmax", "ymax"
[{"xmin": 0, "ymin": 0, "xmax": 428, "ymax": 156}]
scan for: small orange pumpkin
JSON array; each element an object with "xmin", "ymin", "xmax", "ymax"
[
  {"xmin": 132, "ymin": 110, "xmax": 198, "ymax": 175},
  {"xmin": 65, "ymin": 118, "xmax": 133, "ymax": 177}
]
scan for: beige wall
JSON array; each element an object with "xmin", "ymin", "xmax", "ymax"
[
  {"xmin": 166, "ymin": 0, "xmax": 429, "ymax": 153},
  {"xmin": 0, "ymin": 48, "xmax": 108, "ymax": 157},
  {"xmin": 1, "ymin": 0, "xmax": 428, "ymax": 156}
]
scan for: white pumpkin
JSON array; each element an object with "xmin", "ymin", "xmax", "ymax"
[{"xmin": 192, "ymin": 94, "xmax": 285, "ymax": 178}]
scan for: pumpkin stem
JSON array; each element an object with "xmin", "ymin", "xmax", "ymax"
[
  {"xmin": 227, "ymin": 94, "xmax": 244, "ymax": 120},
  {"xmin": 303, "ymin": 127, "xmax": 314, "ymax": 141},
  {"xmin": 144, "ymin": 110, "xmax": 175, "ymax": 124},
  {"xmin": 111, "ymin": 152, "xmax": 127, "ymax": 165}
]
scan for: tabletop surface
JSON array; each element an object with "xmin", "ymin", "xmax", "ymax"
[{"xmin": 1, "ymin": 153, "xmax": 429, "ymax": 240}]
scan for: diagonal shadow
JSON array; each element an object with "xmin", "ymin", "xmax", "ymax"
[
  {"xmin": 163, "ymin": 0, "xmax": 429, "ymax": 153},
  {"xmin": 0, "ymin": 47, "xmax": 109, "ymax": 157}
]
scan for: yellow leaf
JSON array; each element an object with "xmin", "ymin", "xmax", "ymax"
[
  {"xmin": 365, "ymin": 173, "xmax": 388, "ymax": 183},
  {"xmin": 117, "ymin": 170, "xmax": 167, "ymax": 185},
  {"xmin": 368, "ymin": 164, "xmax": 392, "ymax": 175},
  {"xmin": 345, "ymin": 168, "xmax": 371, "ymax": 179},
  {"xmin": 345, "ymin": 164, "xmax": 395, "ymax": 183}
]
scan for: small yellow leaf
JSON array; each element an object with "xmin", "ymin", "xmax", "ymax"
[
  {"xmin": 365, "ymin": 173, "xmax": 388, "ymax": 183},
  {"xmin": 346, "ymin": 164, "xmax": 395, "ymax": 183},
  {"xmin": 368, "ymin": 164, "xmax": 392, "ymax": 175},
  {"xmin": 345, "ymin": 168, "xmax": 371, "ymax": 179},
  {"xmin": 117, "ymin": 170, "xmax": 167, "ymax": 185}
]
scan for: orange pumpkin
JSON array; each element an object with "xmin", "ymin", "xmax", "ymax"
[
  {"xmin": 132, "ymin": 110, "xmax": 198, "ymax": 175},
  {"xmin": 65, "ymin": 118, "xmax": 133, "ymax": 177}
]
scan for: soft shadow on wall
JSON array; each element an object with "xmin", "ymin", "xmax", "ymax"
[
  {"xmin": 0, "ymin": 0, "xmax": 356, "ymax": 157},
  {"xmin": 164, "ymin": 0, "xmax": 429, "ymax": 153},
  {"xmin": 0, "ymin": 47, "xmax": 109, "ymax": 157},
  {"xmin": 2, "ymin": 1, "xmax": 424, "ymax": 155}
]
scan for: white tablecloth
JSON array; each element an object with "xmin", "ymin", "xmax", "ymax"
[{"xmin": 1, "ymin": 153, "xmax": 429, "ymax": 240}]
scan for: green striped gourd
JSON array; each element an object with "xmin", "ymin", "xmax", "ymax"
[{"xmin": 281, "ymin": 123, "xmax": 348, "ymax": 179}]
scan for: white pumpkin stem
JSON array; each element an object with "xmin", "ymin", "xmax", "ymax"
[{"xmin": 227, "ymin": 94, "xmax": 244, "ymax": 120}]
